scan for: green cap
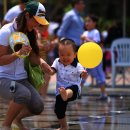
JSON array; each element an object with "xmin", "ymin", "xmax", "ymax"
[{"xmin": 25, "ymin": 1, "xmax": 49, "ymax": 25}]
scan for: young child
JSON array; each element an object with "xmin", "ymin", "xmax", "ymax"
[
  {"xmin": 48, "ymin": 38, "xmax": 87, "ymax": 130},
  {"xmin": 81, "ymin": 14, "xmax": 108, "ymax": 100}
]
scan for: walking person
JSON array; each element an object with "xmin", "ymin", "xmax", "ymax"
[
  {"xmin": 57, "ymin": 0, "xmax": 85, "ymax": 50},
  {"xmin": 2, "ymin": 0, "xmax": 30, "ymax": 26}
]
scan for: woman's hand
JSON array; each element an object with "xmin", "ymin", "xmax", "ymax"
[
  {"xmin": 16, "ymin": 45, "xmax": 32, "ymax": 56},
  {"xmin": 40, "ymin": 58, "xmax": 55, "ymax": 75}
]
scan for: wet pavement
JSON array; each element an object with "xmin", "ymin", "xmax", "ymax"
[
  {"xmin": 1, "ymin": 93, "xmax": 130, "ymax": 130},
  {"xmin": 0, "ymin": 74, "xmax": 130, "ymax": 130}
]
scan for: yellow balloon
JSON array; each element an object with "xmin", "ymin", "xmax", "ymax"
[{"xmin": 77, "ymin": 42, "xmax": 103, "ymax": 68}]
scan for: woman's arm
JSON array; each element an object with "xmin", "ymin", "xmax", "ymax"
[
  {"xmin": 0, "ymin": 45, "xmax": 19, "ymax": 65},
  {"xmin": 40, "ymin": 58, "xmax": 56, "ymax": 75},
  {"xmin": 0, "ymin": 45, "xmax": 32, "ymax": 65},
  {"xmin": 29, "ymin": 51, "xmax": 55, "ymax": 75},
  {"xmin": 0, "ymin": 44, "xmax": 32, "ymax": 65}
]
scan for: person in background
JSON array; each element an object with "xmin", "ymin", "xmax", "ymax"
[
  {"xmin": 57, "ymin": 0, "xmax": 85, "ymax": 50},
  {"xmin": 0, "ymin": 1, "xmax": 51, "ymax": 130},
  {"xmin": 48, "ymin": 38, "xmax": 87, "ymax": 130},
  {"xmin": 103, "ymin": 21, "xmax": 123, "ymax": 77},
  {"xmin": 36, "ymin": 25, "xmax": 57, "ymax": 98},
  {"xmin": 2, "ymin": 0, "xmax": 30, "ymax": 26},
  {"xmin": 81, "ymin": 15, "xmax": 108, "ymax": 100}
]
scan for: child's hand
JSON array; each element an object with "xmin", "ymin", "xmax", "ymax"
[
  {"xmin": 84, "ymin": 37, "xmax": 91, "ymax": 42},
  {"xmin": 81, "ymin": 70, "xmax": 88, "ymax": 79},
  {"xmin": 81, "ymin": 35, "xmax": 91, "ymax": 43}
]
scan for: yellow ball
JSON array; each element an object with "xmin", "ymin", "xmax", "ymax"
[{"xmin": 77, "ymin": 42, "xmax": 103, "ymax": 68}]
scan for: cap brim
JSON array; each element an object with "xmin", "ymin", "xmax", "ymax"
[{"xmin": 34, "ymin": 16, "xmax": 49, "ymax": 25}]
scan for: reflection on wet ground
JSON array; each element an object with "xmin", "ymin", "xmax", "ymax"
[{"xmin": 0, "ymin": 95, "xmax": 130, "ymax": 130}]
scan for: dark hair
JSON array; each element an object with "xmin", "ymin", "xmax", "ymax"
[
  {"xmin": 87, "ymin": 14, "xmax": 98, "ymax": 23},
  {"xmin": 71, "ymin": 0, "xmax": 84, "ymax": 7},
  {"xmin": 59, "ymin": 38, "xmax": 77, "ymax": 53},
  {"xmin": 85, "ymin": 14, "xmax": 99, "ymax": 29},
  {"xmin": 20, "ymin": 0, "xmax": 30, "ymax": 3},
  {"xmin": 16, "ymin": 11, "xmax": 39, "ymax": 55},
  {"xmin": 85, "ymin": 15, "xmax": 104, "ymax": 44}
]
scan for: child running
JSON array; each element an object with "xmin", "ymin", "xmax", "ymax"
[{"xmin": 48, "ymin": 38, "xmax": 87, "ymax": 130}]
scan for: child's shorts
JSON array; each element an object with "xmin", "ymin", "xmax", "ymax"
[{"xmin": 88, "ymin": 62, "xmax": 106, "ymax": 86}]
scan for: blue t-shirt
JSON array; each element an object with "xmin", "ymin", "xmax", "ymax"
[{"xmin": 57, "ymin": 9, "xmax": 84, "ymax": 46}]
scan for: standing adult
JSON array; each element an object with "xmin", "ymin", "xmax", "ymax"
[
  {"xmin": 2, "ymin": 0, "xmax": 30, "ymax": 26},
  {"xmin": 57, "ymin": 0, "xmax": 85, "ymax": 49},
  {"xmin": 0, "ymin": 1, "xmax": 51, "ymax": 130}
]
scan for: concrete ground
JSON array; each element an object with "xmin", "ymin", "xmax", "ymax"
[{"xmin": 0, "ymin": 71, "xmax": 130, "ymax": 130}]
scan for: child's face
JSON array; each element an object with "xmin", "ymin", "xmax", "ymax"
[
  {"xmin": 58, "ymin": 44, "xmax": 76, "ymax": 66},
  {"xmin": 85, "ymin": 17, "xmax": 96, "ymax": 30}
]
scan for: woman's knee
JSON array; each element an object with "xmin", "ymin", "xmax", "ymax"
[{"xmin": 29, "ymin": 99, "xmax": 44, "ymax": 115}]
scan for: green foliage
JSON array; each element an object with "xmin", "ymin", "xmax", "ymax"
[
  {"xmin": 64, "ymin": 4, "xmax": 72, "ymax": 13},
  {"xmin": 8, "ymin": 0, "xmax": 18, "ymax": 8},
  {"xmin": 10, "ymin": 0, "xmax": 18, "ymax": 4}
]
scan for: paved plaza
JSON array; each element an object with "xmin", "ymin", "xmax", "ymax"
[{"xmin": 0, "ymin": 72, "xmax": 130, "ymax": 130}]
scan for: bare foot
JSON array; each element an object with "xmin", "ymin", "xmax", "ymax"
[
  {"xmin": 13, "ymin": 119, "xmax": 29, "ymax": 130},
  {"xmin": 56, "ymin": 127, "xmax": 68, "ymax": 130},
  {"xmin": 59, "ymin": 87, "xmax": 68, "ymax": 101},
  {"xmin": 56, "ymin": 128, "xmax": 60, "ymax": 130}
]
